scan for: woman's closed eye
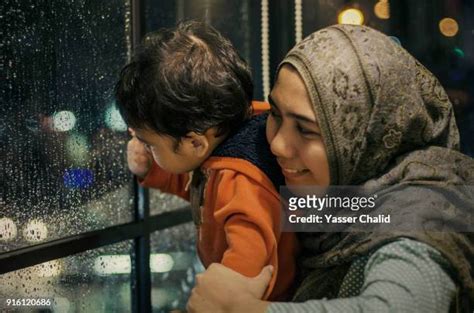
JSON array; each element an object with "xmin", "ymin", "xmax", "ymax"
[{"xmin": 296, "ymin": 123, "xmax": 319, "ymax": 137}]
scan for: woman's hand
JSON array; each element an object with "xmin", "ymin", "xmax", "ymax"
[{"xmin": 186, "ymin": 263, "xmax": 273, "ymax": 313}]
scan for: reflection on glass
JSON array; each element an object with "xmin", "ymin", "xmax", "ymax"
[
  {"xmin": 0, "ymin": 241, "xmax": 132, "ymax": 312},
  {"xmin": 1, "ymin": 0, "xmax": 133, "ymax": 252},
  {"xmin": 151, "ymin": 223, "xmax": 203, "ymax": 313}
]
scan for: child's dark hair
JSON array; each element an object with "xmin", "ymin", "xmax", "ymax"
[{"xmin": 115, "ymin": 20, "xmax": 253, "ymax": 142}]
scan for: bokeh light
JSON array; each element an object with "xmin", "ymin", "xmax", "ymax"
[
  {"xmin": 94, "ymin": 255, "xmax": 131, "ymax": 275},
  {"xmin": 453, "ymin": 47, "xmax": 465, "ymax": 58},
  {"xmin": 66, "ymin": 133, "xmax": 90, "ymax": 166},
  {"xmin": 105, "ymin": 103, "xmax": 127, "ymax": 132},
  {"xmin": 53, "ymin": 110, "xmax": 77, "ymax": 132},
  {"xmin": 63, "ymin": 168, "xmax": 94, "ymax": 189},
  {"xmin": 93, "ymin": 253, "xmax": 176, "ymax": 275},
  {"xmin": 150, "ymin": 254, "xmax": 175, "ymax": 273},
  {"xmin": 23, "ymin": 219, "xmax": 48, "ymax": 242},
  {"xmin": 0, "ymin": 217, "xmax": 17, "ymax": 241},
  {"xmin": 34, "ymin": 260, "xmax": 62, "ymax": 277},
  {"xmin": 374, "ymin": 0, "xmax": 390, "ymax": 19},
  {"xmin": 338, "ymin": 8, "xmax": 364, "ymax": 25},
  {"xmin": 439, "ymin": 18, "xmax": 459, "ymax": 37},
  {"xmin": 52, "ymin": 298, "xmax": 71, "ymax": 312}
]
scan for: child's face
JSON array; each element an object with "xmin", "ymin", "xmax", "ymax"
[
  {"xmin": 266, "ymin": 65, "xmax": 330, "ymax": 188},
  {"xmin": 132, "ymin": 128, "xmax": 204, "ymax": 174}
]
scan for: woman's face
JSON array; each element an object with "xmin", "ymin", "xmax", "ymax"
[{"xmin": 266, "ymin": 65, "xmax": 330, "ymax": 188}]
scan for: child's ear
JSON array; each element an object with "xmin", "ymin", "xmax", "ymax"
[{"xmin": 184, "ymin": 132, "xmax": 210, "ymax": 158}]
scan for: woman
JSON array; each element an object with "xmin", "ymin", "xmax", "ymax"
[{"xmin": 187, "ymin": 24, "xmax": 474, "ymax": 313}]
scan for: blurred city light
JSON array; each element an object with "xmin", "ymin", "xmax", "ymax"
[
  {"xmin": 66, "ymin": 133, "xmax": 90, "ymax": 166},
  {"xmin": 0, "ymin": 217, "xmax": 17, "ymax": 241},
  {"xmin": 23, "ymin": 219, "xmax": 48, "ymax": 242},
  {"xmin": 338, "ymin": 8, "xmax": 364, "ymax": 25},
  {"xmin": 105, "ymin": 103, "xmax": 127, "ymax": 132},
  {"xmin": 52, "ymin": 110, "xmax": 77, "ymax": 132},
  {"xmin": 439, "ymin": 18, "xmax": 459, "ymax": 37},
  {"xmin": 35, "ymin": 260, "xmax": 62, "ymax": 277},
  {"xmin": 94, "ymin": 253, "xmax": 176, "ymax": 275},
  {"xmin": 52, "ymin": 297, "xmax": 71, "ymax": 312},
  {"xmin": 94, "ymin": 255, "xmax": 131, "ymax": 275},
  {"xmin": 150, "ymin": 254, "xmax": 175, "ymax": 273},
  {"xmin": 63, "ymin": 168, "xmax": 94, "ymax": 189},
  {"xmin": 374, "ymin": 0, "xmax": 390, "ymax": 19},
  {"xmin": 453, "ymin": 47, "xmax": 465, "ymax": 58},
  {"xmin": 152, "ymin": 288, "xmax": 176, "ymax": 309}
]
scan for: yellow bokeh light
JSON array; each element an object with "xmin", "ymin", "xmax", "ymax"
[
  {"xmin": 0, "ymin": 218, "xmax": 17, "ymax": 241},
  {"xmin": 23, "ymin": 219, "xmax": 48, "ymax": 242},
  {"xmin": 34, "ymin": 260, "xmax": 62, "ymax": 278},
  {"xmin": 374, "ymin": 1, "xmax": 390, "ymax": 19},
  {"xmin": 439, "ymin": 18, "xmax": 459, "ymax": 37},
  {"xmin": 338, "ymin": 8, "xmax": 364, "ymax": 25}
]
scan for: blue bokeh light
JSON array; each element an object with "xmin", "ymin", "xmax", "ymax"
[{"xmin": 63, "ymin": 168, "xmax": 94, "ymax": 189}]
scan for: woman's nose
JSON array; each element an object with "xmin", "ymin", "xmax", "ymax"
[{"xmin": 269, "ymin": 127, "xmax": 294, "ymax": 160}]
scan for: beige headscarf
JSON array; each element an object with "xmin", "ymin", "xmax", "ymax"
[{"xmin": 280, "ymin": 25, "xmax": 473, "ymax": 308}]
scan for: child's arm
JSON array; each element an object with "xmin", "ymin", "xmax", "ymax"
[
  {"xmin": 127, "ymin": 134, "xmax": 190, "ymax": 200},
  {"xmin": 210, "ymin": 169, "xmax": 283, "ymax": 300},
  {"xmin": 139, "ymin": 161, "xmax": 190, "ymax": 200}
]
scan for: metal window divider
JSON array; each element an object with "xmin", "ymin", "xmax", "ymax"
[{"xmin": 0, "ymin": 207, "xmax": 193, "ymax": 275}]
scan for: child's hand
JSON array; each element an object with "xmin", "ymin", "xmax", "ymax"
[{"xmin": 127, "ymin": 129, "xmax": 153, "ymax": 179}]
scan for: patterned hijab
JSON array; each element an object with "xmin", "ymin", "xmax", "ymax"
[{"xmin": 279, "ymin": 25, "xmax": 474, "ymax": 307}]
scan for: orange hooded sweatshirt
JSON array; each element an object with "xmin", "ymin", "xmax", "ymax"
[{"xmin": 140, "ymin": 102, "xmax": 298, "ymax": 300}]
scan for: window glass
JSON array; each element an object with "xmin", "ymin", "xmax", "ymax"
[
  {"xmin": 150, "ymin": 189, "xmax": 189, "ymax": 215},
  {"xmin": 0, "ymin": 241, "xmax": 132, "ymax": 312},
  {"xmin": 150, "ymin": 222, "xmax": 203, "ymax": 312},
  {"xmin": 1, "ymin": 0, "xmax": 133, "ymax": 252}
]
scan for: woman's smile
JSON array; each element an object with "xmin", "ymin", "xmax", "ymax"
[{"xmin": 279, "ymin": 163, "xmax": 311, "ymax": 180}]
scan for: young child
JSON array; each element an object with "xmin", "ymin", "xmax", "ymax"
[{"xmin": 115, "ymin": 21, "xmax": 297, "ymax": 300}]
